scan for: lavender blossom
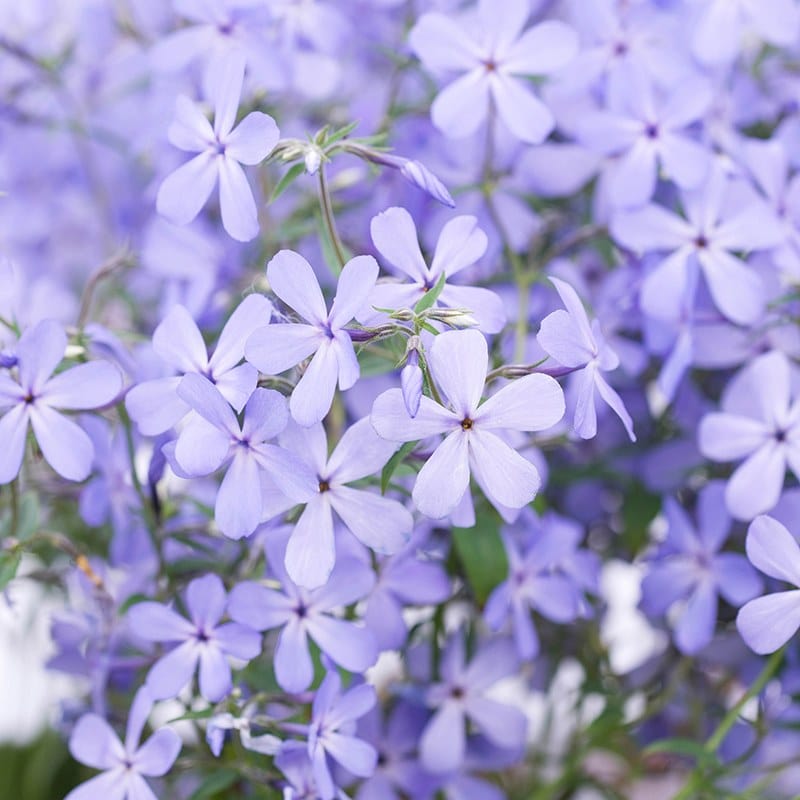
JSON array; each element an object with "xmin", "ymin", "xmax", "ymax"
[
  {"xmin": 126, "ymin": 294, "xmax": 270, "ymax": 435},
  {"xmin": 363, "ymin": 206, "xmax": 506, "ymax": 334},
  {"xmin": 0, "ymin": 319, "xmax": 122, "ymax": 484},
  {"xmin": 409, "ymin": 1, "xmax": 578, "ymax": 143},
  {"xmin": 66, "ymin": 686, "xmax": 181, "ymax": 800},
  {"xmin": 228, "ymin": 528, "xmax": 378, "ymax": 692},
  {"xmin": 272, "ymin": 417, "xmax": 413, "ymax": 589},
  {"xmin": 738, "ymin": 515, "xmax": 800, "ymax": 654},
  {"xmin": 156, "ymin": 51, "xmax": 279, "ymax": 241},
  {"xmin": 306, "ymin": 671, "xmax": 378, "ymax": 800},
  {"xmin": 245, "ymin": 250, "xmax": 378, "ymax": 427},
  {"xmin": 371, "ymin": 329, "xmax": 564, "ymax": 520},
  {"xmin": 128, "ymin": 573, "xmax": 262, "ymax": 702},
  {"xmin": 419, "ymin": 632, "xmax": 527, "ymax": 773},
  {"xmin": 167, "ymin": 374, "xmax": 317, "ymax": 539},
  {"xmin": 640, "ymin": 483, "xmax": 762, "ymax": 654},
  {"xmin": 698, "ymin": 351, "xmax": 800, "ymax": 521},
  {"xmin": 537, "ymin": 277, "xmax": 636, "ymax": 441}
]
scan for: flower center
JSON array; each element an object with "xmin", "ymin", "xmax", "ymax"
[
  {"xmin": 461, "ymin": 417, "xmax": 474, "ymax": 431},
  {"xmin": 318, "ymin": 479, "xmax": 330, "ymax": 492}
]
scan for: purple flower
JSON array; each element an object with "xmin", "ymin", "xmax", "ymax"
[
  {"xmin": 737, "ymin": 515, "xmax": 800, "ymax": 654},
  {"xmin": 371, "ymin": 329, "xmax": 564, "ymax": 520},
  {"xmin": 156, "ymin": 51, "xmax": 279, "ymax": 241},
  {"xmin": 66, "ymin": 685, "xmax": 181, "ymax": 800},
  {"xmin": 245, "ymin": 250, "xmax": 379, "ymax": 427},
  {"xmin": 640, "ymin": 482, "xmax": 762, "ymax": 655},
  {"xmin": 698, "ymin": 351, "xmax": 800, "ymax": 521},
  {"xmin": 575, "ymin": 72, "xmax": 711, "ymax": 208},
  {"xmin": 692, "ymin": 0, "xmax": 800, "ymax": 65},
  {"xmin": 364, "ymin": 547, "xmax": 451, "ymax": 651},
  {"xmin": 126, "ymin": 295, "xmax": 271, "ymax": 436},
  {"xmin": 401, "ymin": 344, "xmax": 423, "ymax": 418},
  {"xmin": 128, "ymin": 573, "xmax": 262, "ymax": 702},
  {"xmin": 419, "ymin": 633, "xmax": 527, "ymax": 773},
  {"xmin": 610, "ymin": 164, "xmax": 784, "ymax": 326},
  {"xmin": 0, "ymin": 319, "xmax": 122, "ymax": 484},
  {"xmin": 228, "ymin": 529, "xmax": 378, "ymax": 692},
  {"xmin": 362, "ymin": 207, "xmax": 506, "ymax": 334},
  {"xmin": 167, "ymin": 374, "xmax": 317, "ymax": 539},
  {"xmin": 307, "ymin": 670, "xmax": 378, "ymax": 800},
  {"xmin": 537, "ymin": 277, "xmax": 636, "ymax": 441},
  {"xmin": 356, "ymin": 702, "xmax": 437, "ymax": 800},
  {"xmin": 409, "ymin": 1, "xmax": 578, "ymax": 142},
  {"xmin": 272, "ymin": 417, "xmax": 413, "ymax": 589},
  {"xmin": 484, "ymin": 519, "xmax": 597, "ymax": 660}
]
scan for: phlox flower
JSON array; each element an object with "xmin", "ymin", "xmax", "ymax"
[
  {"xmin": 371, "ymin": 329, "xmax": 564, "ymax": 520},
  {"xmin": 409, "ymin": 0, "xmax": 578, "ymax": 143},
  {"xmin": 128, "ymin": 573, "xmax": 262, "ymax": 702},
  {"xmin": 245, "ymin": 250, "xmax": 378, "ymax": 427},
  {"xmin": 156, "ymin": 51, "xmax": 279, "ymax": 241},
  {"xmin": 361, "ymin": 206, "xmax": 506, "ymax": 334},
  {"xmin": 537, "ymin": 276, "xmax": 635, "ymax": 441},
  {"xmin": 0, "ymin": 319, "xmax": 122, "ymax": 484},
  {"xmin": 738, "ymin": 515, "xmax": 800, "ymax": 654},
  {"xmin": 66, "ymin": 686, "xmax": 181, "ymax": 800}
]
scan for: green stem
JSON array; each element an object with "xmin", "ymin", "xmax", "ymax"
[
  {"xmin": 672, "ymin": 647, "xmax": 786, "ymax": 800},
  {"xmin": 317, "ymin": 163, "xmax": 347, "ymax": 272},
  {"xmin": 118, "ymin": 403, "xmax": 164, "ymax": 571},
  {"xmin": 706, "ymin": 646, "xmax": 785, "ymax": 753}
]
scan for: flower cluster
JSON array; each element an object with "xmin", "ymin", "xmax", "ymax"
[{"xmin": 4, "ymin": 1, "xmax": 800, "ymax": 799}]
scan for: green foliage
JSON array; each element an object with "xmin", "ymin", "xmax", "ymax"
[
  {"xmin": 0, "ymin": 732, "xmax": 85, "ymax": 800},
  {"xmin": 452, "ymin": 510, "xmax": 508, "ymax": 606},
  {"xmin": 413, "ymin": 272, "xmax": 446, "ymax": 314}
]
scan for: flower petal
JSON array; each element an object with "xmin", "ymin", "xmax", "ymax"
[
  {"xmin": 370, "ymin": 207, "xmax": 428, "ymax": 281},
  {"xmin": 133, "ymin": 729, "xmax": 182, "ymax": 777},
  {"xmin": 0, "ymin": 405, "xmax": 29, "ymax": 485},
  {"xmin": 737, "ymin": 590, "xmax": 800, "ymax": 654},
  {"xmin": 69, "ymin": 714, "xmax": 124, "ymax": 770},
  {"xmin": 746, "ymin": 515, "xmax": 800, "ymax": 585},
  {"xmin": 266, "ymin": 250, "xmax": 327, "ymax": 326},
  {"xmin": 43, "ymin": 362, "xmax": 122, "ymax": 410},
  {"xmin": 431, "ymin": 68, "xmax": 489, "ymax": 139},
  {"xmin": 428, "ymin": 329, "xmax": 487, "ymax": 418},
  {"xmin": 226, "ymin": 112, "xmax": 280, "ymax": 165},
  {"xmin": 285, "ymin": 497, "xmax": 335, "ymax": 590},
  {"xmin": 328, "ymin": 256, "xmax": 379, "ymax": 330},
  {"xmin": 371, "ymin": 388, "xmax": 458, "ymax": 442},
  {"xmin": 156, "ymin": 151, "xmax": 218, "ymax": 227},
  {"xmin": 30, "ymin": 406, "xmax": 94, "ymax": 481},
  {"xmin": 474, "ymin": 373, "xmax": 564, "ymax": 432},
  {"xmin": 413, "ymin": 430, "xmax": 470, "ymax": 519},
  {"xmin": 329, "ymin": 486, "xmax": 412, "ymax": 554},
  {"xmin": 219, "ymin": 156, "xmax": 259, "ymax": 242},
  {"xmin": 469, "ymin": 430, "xmax": 540, "ymax": 510}
]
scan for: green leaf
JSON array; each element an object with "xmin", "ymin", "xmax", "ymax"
[
  {"xmin": 413, "ymin": 272, "xmax": 446, "ymax": 314},
  {"xmin": 15, "ymin": 493, "xmax": 39, "ymax": 540},
  {"xmin": 325, "ymin": 120, "xmax": 359, "ymax": 146},
  {"xmin": 620, "ymin": 482, "xmax": 661, "ymax": 556},
  {"xmin": 168, "ymin": 707, "xmax": 216, "ymax": 724},
  {"xmin": 643, "ymin": 737, "xmax": 718, "ymax": 765},
  {"xmin": 269, "ymin": 163, "xmax": 306, "ymax": 203},
  {"xmin": 118, "ymin": 593, "xmax": 151, "ymax": 615},
  {"xmin": 381, "ymin": 441, "xmax": 417, "ymax": 494},
  {"xmin": 0, "ymin": 551, "xmax": 22, "ymax": 591},
  {"xmin": 452, "ymin": 512, "xmax": 508, "ymax": 606},
  {"xmin": 188, "ymin": 768, "xmax": 240, "ymax": 799}
]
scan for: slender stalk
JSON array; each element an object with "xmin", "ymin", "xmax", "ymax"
[
  {"xmin": 317, "ymin": 163, "xmax": 347, "ymax": 272},
  {"xmin": 77, "ymin": 245, "xmax": 134, "ymax": 328},
  {"xmin": 671, "ymin": 647, "xmax": 786, "ymax": 800}
]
